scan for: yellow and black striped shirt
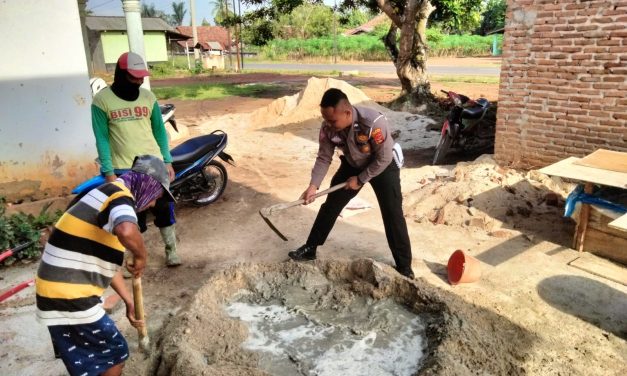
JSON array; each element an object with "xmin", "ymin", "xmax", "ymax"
[{"xmin": 36, "ymin": 181, "xmax": 136, "ymax": 326}]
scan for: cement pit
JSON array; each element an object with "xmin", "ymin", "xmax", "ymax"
[
  {"xmin": 225, "ymin": 293, "xmax": 427, "ymax": 375},
  {"xmin": 152, "ymin": 259, "xmax": 532, "ymax": 376}
]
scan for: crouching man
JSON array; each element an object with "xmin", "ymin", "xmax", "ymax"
[{"xmin": 35, "ymin": 155, "xmax": 175, "ymax": 376}]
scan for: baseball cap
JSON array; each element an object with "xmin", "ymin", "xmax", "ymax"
[
  {"xmin": 131, "ymin": 155, "xmax": 176, "ymax": 202},
  {"xmin": 118, "ymin": 52, "xmax": 151, "ymax": 78}
]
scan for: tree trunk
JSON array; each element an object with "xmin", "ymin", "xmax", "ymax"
[{"xmin": 380, "ymin": 0, "xmax": 435, "ymax": 100}]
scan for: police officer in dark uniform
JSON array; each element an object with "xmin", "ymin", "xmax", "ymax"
[{"xmin": 288, "ymin": 88, "xmax": 414, "ymax": 279}]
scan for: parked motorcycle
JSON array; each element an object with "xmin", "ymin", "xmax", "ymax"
[
  {"xmin": 72, "ymin": 130, "xmax": 235, "ymax": 206},
  {"xmin": 432, "ymin": 90, "xmax": 491, "ymax": 165}
]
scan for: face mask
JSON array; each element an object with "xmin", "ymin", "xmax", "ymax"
[{"xmin": 110, "ymin": 63, "xmax": 140, "ymax": 101}]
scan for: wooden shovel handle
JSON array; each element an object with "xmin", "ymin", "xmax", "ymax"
[
  {"xmin": 262, "ymin": 183, "xmax": 347, "ymax": 216},
  {"xmin": 132, "ymin": 277, "xmax": 148, "ymax": 338}
]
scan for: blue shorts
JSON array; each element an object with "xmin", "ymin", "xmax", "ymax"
[{"xmin": 48, "ymin": 314, "xmax": 129, "ymax": 376}]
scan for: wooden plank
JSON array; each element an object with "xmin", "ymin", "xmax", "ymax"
[
  {"xmin": 573, "ymin": 149, "xmax": 627, "ymax": 173},
  {"xmin": 582, "ymin": 227, "xmax": 627, "ymax": 265},
  {"xmin": 609, "ymin": 213, "xmax": 627, "ymax": 233},
  {"xmin": 589, "ymin": 209, "xmax": 627, "ymax": 238},
  {"xmin": 574, "ymin": 183, "xmax": 594, "ymax": 252},
  {"xmin": 539, "ymin": 157, "xmax": 627, "ymax": 189},
  {"xmin": 569, "ymin": 253, "xmax": 627, "ymax": 286}
]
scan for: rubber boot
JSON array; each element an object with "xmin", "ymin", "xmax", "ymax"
[{"xmin": 160, "ymin": 225, "xmax": 182, "ymax": 267}]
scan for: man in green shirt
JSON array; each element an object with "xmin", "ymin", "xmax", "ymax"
[{"xmin": 91, "ymin": 52, "xmax": 181, "ymax": 267}]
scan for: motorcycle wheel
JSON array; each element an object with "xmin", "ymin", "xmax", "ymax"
[
  {"xmin": 193, "ymin": 160, "xmax": 228, "ymax": 206},
  {"xmin": 432, "ymin": 132, "xmax": 453, "ymax": 165}
]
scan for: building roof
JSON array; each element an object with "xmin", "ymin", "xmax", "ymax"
[
  {"xmin": 176, "ymin": 26, "xmax": 231, "ymax": 50},
  {"xmin": 196, "ymin": 41, "xmax": 223, "ymax": 50},
  {"xmin": 86, "ymin": 16, "xmax": 174, "ymax": 31},
  {"xmin": 343, "ymin": 14, "xmax": 389, "ymax": 36}
]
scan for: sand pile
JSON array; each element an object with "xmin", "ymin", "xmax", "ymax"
[
  {"xmin": 402, "ymin": 155, "xmax": 576, "ymax": 241},
  {"xmin": 191, "ymin": 77, "xmax": 438, "ymax": 156},
  {"xmin": 247, "ymin": 77, "xmax": 387, "ymax": 130}
]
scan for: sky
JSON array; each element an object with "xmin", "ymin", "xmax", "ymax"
[{"xmin": 86, "ymin": 0, "xmax": 338, "ymax": 26}]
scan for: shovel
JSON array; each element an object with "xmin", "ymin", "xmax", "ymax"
[{"xmin": 259, "ymin": 182, "xmax": 347, "ymax": 241}]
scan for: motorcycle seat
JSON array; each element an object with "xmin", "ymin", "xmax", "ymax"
[
  {"xmin": 461, "ymin": 98, "xmax": 490, "ymax": 120},
  {"xmin": 171, "ymin": 134, "xmax": 224, "ymax": 165}
]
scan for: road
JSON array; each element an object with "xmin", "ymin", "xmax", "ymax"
[{"xmin": 243, "ymin": 62, "xmax": 500, "ymax": 76}]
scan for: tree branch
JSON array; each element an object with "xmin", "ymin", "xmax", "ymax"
[{"xmin": 376, "ymin": 0, "xmax": 402, "ymax": 27}]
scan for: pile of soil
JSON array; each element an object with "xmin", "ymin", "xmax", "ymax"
[
  {"xmin": 150, "ymin": 259, "xmax": 533, "ymax": 376},
  {"xmin": 402, "ymin": 155, "xmax": 576, "ymax": 245}
]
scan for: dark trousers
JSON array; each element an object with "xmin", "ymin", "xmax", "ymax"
[
  {"xmin": 306, "ymin": 157, "xmax": 412, "ymax": 270},
  {"xmin": 137, "ymin": 195, "xmax": 176, "ymax": 233}
]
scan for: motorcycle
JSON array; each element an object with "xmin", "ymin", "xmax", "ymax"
[
  {"xmin": 72, "ymin": 130, "xmax": 235, "ymax": 206},
  {"xmin": 432, "ymin": 90, "xmax": 491, "ymax": 165}
]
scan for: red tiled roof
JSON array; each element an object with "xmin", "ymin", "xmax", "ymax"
[
  {"xmin": 176, "ymin": 26, "xmax": 231, "ymax": 51},
  {"xmin": 343, "ymin": 14, "xmax": 389, "ymax": 36}
]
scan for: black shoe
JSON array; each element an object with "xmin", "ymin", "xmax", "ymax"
[
  {"xmin": 396, "ymin": 267, "xmax": 415, "ymax": 279},
  {"xmin": 288, "ymin": 244, "xmax": 317, "ymax": 261}
]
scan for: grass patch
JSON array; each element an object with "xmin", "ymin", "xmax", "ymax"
[
  {"xmin": 153, "ymin": 83, "xmax": 280, "ymax": 100},
  {"xmin": 429, "ymin": 75, "xmax": 500, "ymax": 84}
]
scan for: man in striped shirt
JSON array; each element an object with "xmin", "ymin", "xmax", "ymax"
[{"xmin": 36, "ymin": 155, "xmax": 175, "ymax": 376}]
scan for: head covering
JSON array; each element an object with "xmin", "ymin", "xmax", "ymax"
[
  {"xmin": 130, "ymin": 155, "xmax": 176, "ymax": 202},
  {"xmin": 119, "ymin": 171, "xmax": 163, "ymax": 210},
  {"xmin": 110, "ymin": 52, "xmax": 149, "ymax": 101},
  {"xmin": 118, "ymin": 52, "xmax": 150, "ymax": 78}
]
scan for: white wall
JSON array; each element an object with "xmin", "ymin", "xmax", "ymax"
[{"xmin": 0, "ymin": 0, "xmax": 97, "ymax": 201}]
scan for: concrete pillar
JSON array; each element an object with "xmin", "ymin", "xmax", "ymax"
[
  {"xmin": 77, "ymin": 0, "xmax": 93, "ymax": 76},
  {"xmin": 122, "ymin": 0, "xmax": 150, "ymax": 89}
]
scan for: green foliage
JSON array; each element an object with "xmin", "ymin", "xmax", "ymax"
[
  {"xmin": 0, "ymin": 199, "xmax": 61, "ymax": 266},
  {"xmin": 274, "ymin": 4, "xmax": 335, "ymax": 39},
  {"xmin": 258, "ymin": 31, "xmax": 500, "ymax": 60},
  {"xmin": 211, "ymin": 0, "xmax": 235, "ymax": 26},
  {"xmin": 171, "ymin": 1, "xmax": 187, "ymax": 26},
  {"xmin": 338, "ymin": 7, "xmax": 372, "ymax": 29},
  {"xmin": 430, "ymin": 0, "xmax": 484, "ymax": 33},
  {"xmin": 153, "ymin": 83, "xmax": 281, "ymax": 100},
  {"xmin": 479, "ymin": 0, "xmax": 507, "ymax": 35},
  {"xmin": 242, "ymin": 19, "xmax": 275, "ymax": 46},
  {"xmin": 150, "ymin": 62, "xmax": 177, "ymax": 78},
  {"xmin": 371, "ymin": 19, "xmax": 392, "ymax": 38}
]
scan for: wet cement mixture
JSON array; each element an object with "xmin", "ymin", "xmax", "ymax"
[{"xmin": 150, "ymin": 260, "xmax": 533, "ymax": 376}]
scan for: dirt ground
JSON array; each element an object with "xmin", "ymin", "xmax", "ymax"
[{"xmin": 0, "ymin": 69, "xmax": 625, "ymax": 376}]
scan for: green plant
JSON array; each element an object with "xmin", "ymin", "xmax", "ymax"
[{"xmin": 0, "ymin": 198, "xmax": 61, "ymax": 266}]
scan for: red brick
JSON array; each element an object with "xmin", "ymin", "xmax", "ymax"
[{"xmin": 593, "ymin": 83, "xmax": 620, "ymax": 89}]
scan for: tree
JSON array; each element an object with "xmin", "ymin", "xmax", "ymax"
[
  {"xmin": 141, "ymin": 2, "xmax": 173, "ymax": 24},
  {"xmin": 201, "ymin": 18, "xmax": 212, "ymax": 26},
  {"xmin": 210, "ymin": 0, "xmax": 235, "ymax": 26},
  {"xmin": 171, "ymin": 1, "xmax": 187, "ymax": 26},
  {"xmin": 243, "ymin": 0, "xmax": 483, "ymax": 99},
  {"xmin": 274, "ymin": 4, "xmax": 334, "ymax": 39},
  {"xmin": 338, "ymin": 7, "xmax": 372, "ymax": 29},
  {"xmin": 478, "ymin": 0, "xmax": 506, "ymax": 35},
  {"xmin": 141, "ymin": 3, "xmax": 160, "ymax": 17},
  {"xmin": 429, "ymin": 0, "xmax": 483, "ymax": 34}
]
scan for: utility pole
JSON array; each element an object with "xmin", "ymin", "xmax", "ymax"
[
  {"xmin": 238, "ymin": 0, "xmax": 243, "ymax": 69},
  {"xmin": 189, "ymin": 0, "xmax": 200, "ymax": 64},
  {"xmin": 232, "ymin": 0, "xmax": 240, "ymax": 71},
  {"xmin": 223, "ymin": 1, "xmax": 233, "ymax": 70},
  {"xmin": 333, "ymin": 0, "xmax": 338, "ymax": 64},
  {"xmin": 122, "ymin": 0, "xmax": 150, "ymax": 89}
]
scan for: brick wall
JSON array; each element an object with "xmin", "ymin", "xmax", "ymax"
[{"xmin": 495, "ymin": 0, "xmax": 627, "ymax": 169}]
